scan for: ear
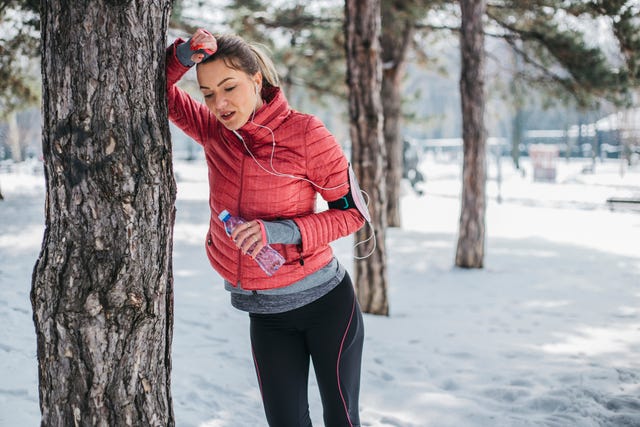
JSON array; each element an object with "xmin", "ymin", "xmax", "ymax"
[{"xmin": 252, "ymin": 71, "xmax": 263, "ymax": 92}]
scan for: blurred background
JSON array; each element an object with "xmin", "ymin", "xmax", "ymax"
[{"xmin": 1, "ymin": 0, "xmax": 638, "ymax": 175}]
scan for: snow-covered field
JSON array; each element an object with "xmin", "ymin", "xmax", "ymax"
[{"xmin": 1, "ymin": 153, "xmax": 639, "ymax": 427}]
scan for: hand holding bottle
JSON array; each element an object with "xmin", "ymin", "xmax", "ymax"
[
  {"xmin": 230, "ymin": 218, "xmax": 265, "ymax": 257},
  {"xmin": 218, "ymin": 210, "xmax": 285, "ymax": 276}
]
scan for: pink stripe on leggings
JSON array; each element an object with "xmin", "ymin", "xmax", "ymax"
[
  {"xmin": 336, "ymin": 296, "xmax": 357, "ymax": 427},
  {"xmin": 251, "ymin": 344, "xmax": 264, "ymax": 400}
]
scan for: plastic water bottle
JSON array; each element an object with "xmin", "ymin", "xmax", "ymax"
[{"xmin": 218, "ymin": 210, "xmax": 285, "ymax": 276}]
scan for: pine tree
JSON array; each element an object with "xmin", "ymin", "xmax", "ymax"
[
  {"xmin": 345, "ymin": 0, "xmax": 389, "ymax": 315},
  {"xmin": 381, "ymin": 0, "xmax": 447, "ymax": 227},
  {"xmin": 381, "ymin": 1, "xmax": 417, "ymax": 228},
  {"xmin": 456, "ymin": 0, "xmax": 487, "ymax": 269},
  {"xmin": 31, "ymin": 2, "xmax": 176, "ymax": 425},
  {"xmin": 486, "ymin": 0, "xmax": 636, "ymax": 108}
]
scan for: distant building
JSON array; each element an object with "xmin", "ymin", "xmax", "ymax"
[
  {"xmin": 595, "ymin": 108, "xmax": 640, "ymax": 160},
  {"xmin": 521, "ymin": 108, "xmax": 640, "ymax": 160}
]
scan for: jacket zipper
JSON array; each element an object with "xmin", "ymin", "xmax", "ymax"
[{"xmin": 234, "ymin": 130, "xmax": 246, "ymax": 288}]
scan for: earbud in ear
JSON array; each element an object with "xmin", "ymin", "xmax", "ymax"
[{"xmin": 255, "ymin": 84, "xmax": 260, "ymax": 95}]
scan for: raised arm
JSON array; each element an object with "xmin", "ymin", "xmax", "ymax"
[{"xmin": 165, "ymin": 31, "xmax": 217, "ymax": 145}]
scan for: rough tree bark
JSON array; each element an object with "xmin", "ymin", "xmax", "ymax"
[
  {"xmin": 455, "ymin": 0, "xmax": 487, "ymax": 268},
  {"xmin": 344, "ymin": 0, "xmax": 389, "ymax": 315},
  {"xmin": 31, "ymin": 2, "xmax": 176, "ymax": 426},
  {"xmin": 381, "ymin": 5, "xmax": 414, "ymax": 228}
]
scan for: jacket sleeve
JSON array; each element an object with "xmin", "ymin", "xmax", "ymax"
[
  {"xmin": 166, "ymin": 39, "xmax": 214, "ymax": 145},
  {"xmin": 293, "ymin": 116, "xmax": 366, "ymax": 253}
]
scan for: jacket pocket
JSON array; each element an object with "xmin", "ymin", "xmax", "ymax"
[{"xmin": 278, "ymin": 243, "xmax": 303, "ymax": 266}]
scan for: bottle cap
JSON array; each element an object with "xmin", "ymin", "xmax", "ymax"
[{"xmin": 218, "ymin": 210, "xmax": 230, "ymax": 221}]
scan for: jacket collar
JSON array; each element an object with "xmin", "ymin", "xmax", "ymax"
[{"xmin": 228, "ymin": 86, "xmax": 291, "ymax": 144}]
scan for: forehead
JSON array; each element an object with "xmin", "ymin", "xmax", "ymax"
[{"xmin": 197, "ymin": 59, "xmax": 247, "ymax": 87}]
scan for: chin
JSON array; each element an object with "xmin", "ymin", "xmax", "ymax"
[
  {"xmin": 219, "ymin": 116, "xmax": 249, "ymax": 131},
  {"xmin": 223, "ymin": 122, "xmax": 242, "ymax": 131}
]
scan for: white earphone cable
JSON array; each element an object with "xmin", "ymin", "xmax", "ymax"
[
  {"xmin": 230, "ymin": 89, "xmax": 376, "ymax": 259},
  {"xmin": 242, "ymin": 100, "xmax": 347, "ymax": 191}
]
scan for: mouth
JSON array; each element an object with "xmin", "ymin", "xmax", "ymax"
[{"xmin": 220, "ymin": 111, "xmax": 235, "ymax": 121}]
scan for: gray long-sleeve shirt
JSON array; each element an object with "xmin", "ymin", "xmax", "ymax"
[{"xmin": 224, "ymin": 220, "xmax": 345, "ymax": 314}]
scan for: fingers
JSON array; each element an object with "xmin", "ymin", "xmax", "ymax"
[
  {"xmin": 230, "ymin": 221, "xmax": 264, "ymax": 257},
  {"xmin": 191, "ymin": 52, "xmax": 205, "ymax": 64},
  {"xmin": 190, "ymin": 28, "xmax": 217, "ymax": 56},
  {"xmin": 245, "ymin": 236, "xmax": 266, "ymax": 258},
  {"xmin": 230, "ymin": 220, "xmax": 253, "ymax": 241}
]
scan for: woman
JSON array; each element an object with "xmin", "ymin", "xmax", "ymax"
[{"xmin": 166, "ymin": 29, "xmax": 367, "ymax": 427}]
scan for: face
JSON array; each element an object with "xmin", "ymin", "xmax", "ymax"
[{"xmin": 197, "ymin": 58, "xmax": 263, "ymax": 131}]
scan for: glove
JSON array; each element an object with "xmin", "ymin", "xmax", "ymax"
[{"xmin": 175, "ymin": 32, "xmax": 215, "ymax": 67}]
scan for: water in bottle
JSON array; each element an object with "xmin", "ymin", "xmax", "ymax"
[{"xmin": 218, "ymin": 210, "xmax": 285, "ymax": 276}]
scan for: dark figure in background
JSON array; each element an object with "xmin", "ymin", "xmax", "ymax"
[{"xmin": 403, "ymin": 138, "xmax": 425, "ymax": 195}]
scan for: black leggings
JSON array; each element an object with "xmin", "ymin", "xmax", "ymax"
[{"xmin": 249, "ymin": 273, "xmax": 364, "ymax": 427}]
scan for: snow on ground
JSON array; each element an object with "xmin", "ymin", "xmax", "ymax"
[{"xmin": 1, "ymin": 154, "xmax": 639, "ymax": 427}]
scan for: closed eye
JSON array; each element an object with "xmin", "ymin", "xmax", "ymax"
[{"xmin": 225, "ymin": 86, "xmax": 236, "ymax": 92}]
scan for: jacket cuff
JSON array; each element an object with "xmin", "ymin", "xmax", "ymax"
[
  {"xmin": 256, "ymin": 220, "xmax": 268, "ymax": 245},
  {"xmin": 175, "ymin": 38, "xmax": 196, "ymax": 67}
]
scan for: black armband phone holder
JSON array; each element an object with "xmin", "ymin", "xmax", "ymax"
[
  {"xmin": 327, "ymin": 165, "xmax": 371, "ymax": 222},
  {"xmin": 328, "ymin": 190, "xmax": 357, "ymax": 210}
]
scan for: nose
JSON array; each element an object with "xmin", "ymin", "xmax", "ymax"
[{"xmin": 215, "ymin": 95, "xmax": 228, "ymax": 111}]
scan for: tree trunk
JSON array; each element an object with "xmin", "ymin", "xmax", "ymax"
[
  {"xmin": 455, "ymin": 0, "xmax": 487, "ymax": 269},
  {"xmin": 344, "ymin": 0, "xmax": 389, "ymax": 315},
  {"xmin": 7, "ymin": 111, "xmax": 22, "ymax": 162},
  {"xmin": 31, "ymin": 2, "xmax": 176, "ymax": 426},
  {"xmin": 511, "ymin": 107, "xmax": 523, "ymax": 169},
  {"xmin": 381, "ymin": 8, "xmax": 414, "ymax": 228}
]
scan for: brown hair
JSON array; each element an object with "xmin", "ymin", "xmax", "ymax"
[{"xmin": 201, "ymin": 34, "xmax": 280, "ymax": 89}]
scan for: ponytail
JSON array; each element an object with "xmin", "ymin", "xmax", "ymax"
[{"xmin": 249, "ymin": 44, "xmax": 280, "ymax": 89}]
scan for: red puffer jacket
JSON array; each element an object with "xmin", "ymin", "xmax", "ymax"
[{"xmin": 166, "ymin": 41, "xmax": 365, "ymax": 290}]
